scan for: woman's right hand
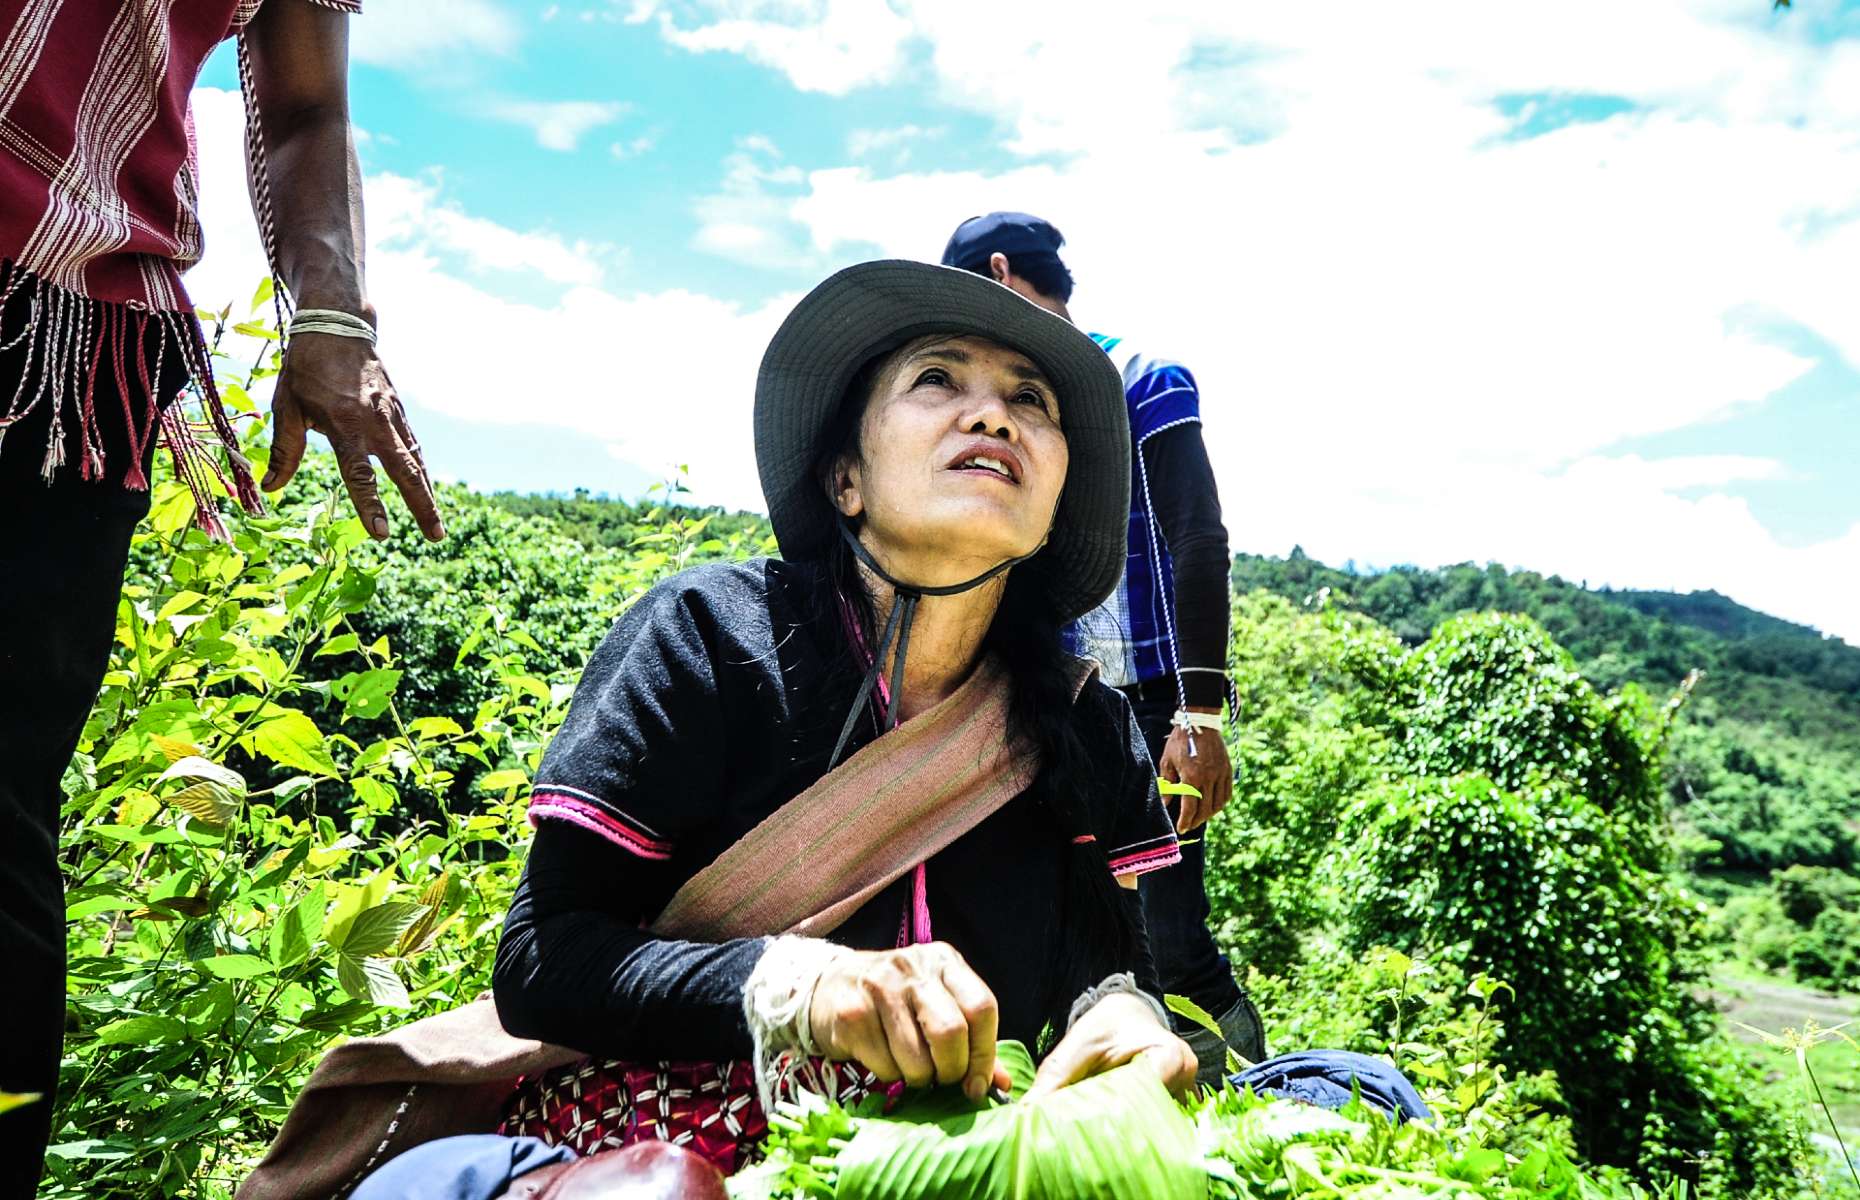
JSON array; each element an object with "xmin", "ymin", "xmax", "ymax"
[{"xmin": 809, "ymin": 941, "xmax": 1011, "ymax": 1102}]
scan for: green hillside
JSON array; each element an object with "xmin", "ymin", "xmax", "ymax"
[{"xmin": 1230, "ymin": 551, "xmax": 1860, "ymax": 876}]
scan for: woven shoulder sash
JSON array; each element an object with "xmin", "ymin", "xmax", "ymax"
[{"xmin": 651, "ymin": 650, "xmax": 1078, "ymax": 940}]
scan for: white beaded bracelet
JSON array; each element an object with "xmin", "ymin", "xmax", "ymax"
[
  {"xmin": 1065, "ymin": 971, "xmax": 1171, "ymax": 1032},
  {"xmin": 288, "ymin": 308, "xmax": 377, "ymax": 345},
  {"xmin": 1171, "ymin": 709, "xmax": 1224, "ymax": 735}
]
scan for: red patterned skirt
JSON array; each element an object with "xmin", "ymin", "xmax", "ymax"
[{"xmin": 501, "ymin": 1055, "xmax": 897, "ymax": 1174}]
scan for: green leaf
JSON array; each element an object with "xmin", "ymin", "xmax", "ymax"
[
  {"xmin": 231, "ymin": 320, "xmax": 279, "ymax": 340},
  {"xmin": 1450, "ymin": 1146, "xmax": 1509, "ymax": 1184},
  {"xmin": 333, "ymin": 668, "xmax": 402, "ymax": 720},
  {"xmin": 1163, "ymin": 993, "xmax": 1223, "ymax": 1040},
  {"xmin": 396, "ymin": 873, "xmax": 454, "ymax": 957},
  {"xmin": 1156, "ymin": 779, "xmax": 1202, "ymax": 799},
  {"xmin": 197, "ymin": 954, "xmax": 275, "ymax": 980},
  {"xmin": 269, "ymin": 885, "xmax": 326, "ymax": 969},
  {"xmin": 315, "ymin": 633, "xmax": 361, "ymax": 658},
  {"xmin": 476, "ymin": 768, "xmax": 530, "ymax": 793},
  {"xmin": 93, "ymin": 1015, "xmax": 188, "ymax": 1046},
  {"xmin": 250, "ymin": 275, "xmax": 275, "ymax": 314},
  {"xmin": 161, "ymin": 780, "xmax": 238, "ymax": 830},
  {"xmin": 297, "ymin": 999, "xmax": 375, "ymax": 1032},
  {"xmin": 90, "ymin": 823, "xmax": 186, "ymax": 846},
  {"xmin": 157, "ymin": 755, "xmax": 247, "ymax": 796},
  {"xmin": 250, "ymin": 839, "xmax": 312, "ymax": 893},
  {"xmin": 351, "ymin": 776, "xmax": 398, "ymax": 811},
  {"xmin": 501, "ymin": 674, "xmax": 553, "ymax": 704},
  {"xmin": 334, "ymin": 901, "xmax": 425, "ymax": 958},
  {"xmin": 337, "ymin": 954, "xmax": 412, "ymax": 1009},
  {"xmin": 996, "ymin": 1041, "xmax": 1036, "ymax": 1100},
  {"xmin": 156, "ymin": 590, "xmax": 210, "ymax": 621},
  {"xmin": 66, "ymin": 893, "xmax": 140, "ymax": 921},
  {"xmin": 331, "ymin": 568, "xmax": 378, "ymax": 615},
  {"xmin": 838, "ymin": 1059, "xmax": 1203, "ymax": 1200},
  {"xmin": 0, "ymin": 1091, "xmax": 42, "ymax": 1116},
  {"xmin": 250, "ymin": 710, "xmax": 340, "ymax": 777}
]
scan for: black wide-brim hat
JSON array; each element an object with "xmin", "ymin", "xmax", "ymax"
[{"xmin": 755, "ymin": 260, "xmax": 1131, "ymax": 622}]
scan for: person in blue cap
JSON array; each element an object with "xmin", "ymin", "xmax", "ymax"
[{"xmin": 942, "ymin": 212, "xmax": 1264, "ymax": 1085}]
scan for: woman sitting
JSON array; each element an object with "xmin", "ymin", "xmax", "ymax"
[
  {"xmin": 493, "ymin": 259, "xmax": 1195, "ymax": 1161},
  {"xmin": 241, "ymin": 260, "xmax": 1198, "ymax": 1200}
]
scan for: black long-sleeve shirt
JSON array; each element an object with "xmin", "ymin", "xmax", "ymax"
[
  {"xmin": 1142, "ymin": 424, "xmax": 1230, "ymax": 708},
  {"xmin": 492, "ymin": 558, "xmax": 1178, "ymax": 1062}
]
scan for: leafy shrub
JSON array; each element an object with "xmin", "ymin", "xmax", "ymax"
[
  {"xmin": 1772, "ymin": 865, "xmax": 1860, "ymax": 927},
  {"xmin": 740, "ymin": 954, "xmax": 1688, "ymax": 1199},
  {"xmin": 46, "ymin": 312, "xmax": 744, "ymax": 1197},
  {"xmin": 1715, "ymin": 866, "xmax": 1860, "ymax": 991},
  {"xmin": 1325, "ymin": 616, "xmax": 1806, "ymax": 1193},
  {"xmin": 1204, "ymin": 591, "xmax": 1403, "ymax": 976},
  {"xmin": 1718, "ymin": 889, "xmax": 1796, "ymax": 973}
]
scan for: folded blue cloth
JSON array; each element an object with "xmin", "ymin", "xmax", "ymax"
[
  {"xmin": 351, "ymin": 1134, "xmax": 577, "ymax": 1200},
  {"xmin": 1232, "ymin": 1049, "xmax": 1432, "ymax": 1122}
]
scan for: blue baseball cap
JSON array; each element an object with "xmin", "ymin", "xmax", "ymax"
[{"xmin": 939, "ymin": 211, "xmax": 1067, "ymax": 272}]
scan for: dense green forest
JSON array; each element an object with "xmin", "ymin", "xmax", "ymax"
[
  {"xmin": 1231, "ymin": 551, "xmax": 1860, "ymax": 880},
  {"xmin": 38, "ymin": 327, "xmax": 1860, "ymax": 1197}
]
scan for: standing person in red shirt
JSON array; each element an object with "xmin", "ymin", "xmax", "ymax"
[{"xmin": 0, "ymin": 3, "xmax": 441, "ymax": 1192}]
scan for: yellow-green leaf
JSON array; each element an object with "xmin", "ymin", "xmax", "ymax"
[
  {"xmin": 250, "ymin": 711, "xmax": 339, "ymax": 777},
  {"xmin": 161, "ymin": 780, "xmax": 237, "ymax": 830}
]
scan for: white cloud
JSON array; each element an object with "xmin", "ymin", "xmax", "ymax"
[
  {"xmin": 647, "ymin": 0, "xmax": 913, "ymax": 94},
  {"xmin": 363, "ymin": 173, "xmax": 610, "ymax": 286},
  {"xmin": 657, "ymin": 0, "xmax": 1860, "ymax": 640},
  {"xmin": 847, "ymin": 123, "xmax": 942, "ymax": 162},
  {"xmin": 186, "ymin": 87, "xmax": 782, "ymax": 513},
  {"xmin": 186, "ymin": 0, "xmax": 1860, "ymax": 642},
  {"xmin": 610, "ymin": 133, "xmax": 658, "ymax": 159},
  {"xmin": 485, "ymin": 99, "xmax": 630, "ymax": 151},
  {"xmin": 350, "ymin": 0, "xmax": 520, "ymax": 67},
  {"xmin": 692, "ymin": 137, "xmax": 824, "ymax": 269}
]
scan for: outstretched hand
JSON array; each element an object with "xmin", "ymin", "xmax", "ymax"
[{"xmin": 262, "ymin": 331, "xmax": 444, "ymax": 542}]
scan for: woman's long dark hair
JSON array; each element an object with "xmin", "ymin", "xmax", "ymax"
[{"xmin": 816, "ymin": 349, "xmax": 1144, "ymax": 1044}]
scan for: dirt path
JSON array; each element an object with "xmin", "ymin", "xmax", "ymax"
[
  {"xmin": 1709, "ymin": 965, "xmax": 1860, "ymax": 1155},
  {"xmin": 1711, "ymin": 971, "xmax": 1860, "ymax": 1035}
]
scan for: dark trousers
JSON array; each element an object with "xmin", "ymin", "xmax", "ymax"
[
  {"xmin": 1125, "ymin": 692, "xmax": 1246, "ymax": 1021},
  {"xmin": 0, "ymin": 303, "xmax": 176, "ymax": 1198}
]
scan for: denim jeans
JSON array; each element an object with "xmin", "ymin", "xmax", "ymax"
[{"xmin": 1125, "ymin": 693, "xmax": 1246, "ymax": 1024}]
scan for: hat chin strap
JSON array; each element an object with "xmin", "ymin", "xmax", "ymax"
[{"xmin": 828, "ymin": 520, "xmax": 1032, "ymax": 770}]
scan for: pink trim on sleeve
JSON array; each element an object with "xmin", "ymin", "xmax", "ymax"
[
  {"xmin": 528, "ymin": 791, "xmax": 675, "ymax": 861},
  {"xmin": 1107, "ymin": 833, "xmax": 1183, "ymax": 878}
]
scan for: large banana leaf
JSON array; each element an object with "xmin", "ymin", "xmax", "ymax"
[{"xmin": 833, "ymin": 1058, "xmax": 1207, "ymax": 1200}]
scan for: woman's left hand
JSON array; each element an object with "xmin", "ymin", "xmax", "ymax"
[{"xmin": 1022, "ymin": 992, "xmax": 1197, "ymax": 1101}]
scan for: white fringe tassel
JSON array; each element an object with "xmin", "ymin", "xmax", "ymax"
[{"xmin": 743, "ymin": 935, "xmax": 853, "ymax": 1115}]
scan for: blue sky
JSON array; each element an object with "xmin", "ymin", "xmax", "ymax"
[{"xmin": 188, "ymin": 1, "xmax": 1860, "ymax": 640}]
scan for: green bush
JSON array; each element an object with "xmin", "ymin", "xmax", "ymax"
[
  {"xmin": 1715, "ymin": 866, "xmax": 1860, "ymax": 990},
  {"xmin": 45, "ymin": 311, "xmax": 747, "ymax": 1197},
  {"xmin": 1203, "ymin": 591, "xmax": 1402, "ymax": 976},
  {"xmin": 1788, "ymin": 908, "xmax": 1860, "ymax": 990},
  {"xmin": 1772, "ymin": 865, "xmax": 1860, "ymax": 927},
  {"xmin": 1319, "ymin": 616, "xmax": 1804, "ymax": 1192}
]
